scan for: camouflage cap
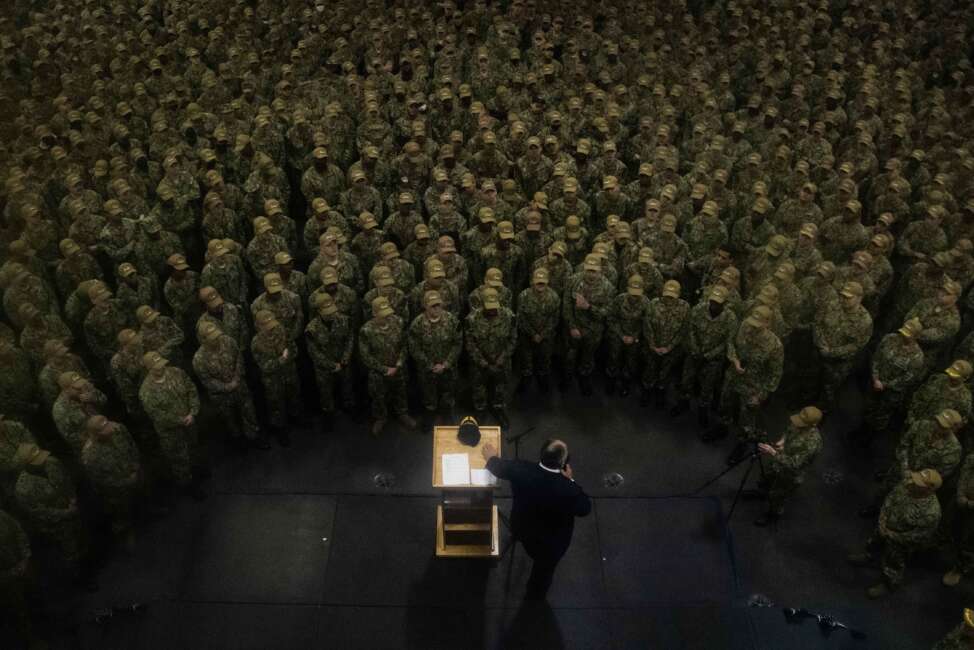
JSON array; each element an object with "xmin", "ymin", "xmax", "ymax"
[
  {"xmin": 752, "ymin": 197, "xmax": 771, "ymax": 215},
  {"xmin": 57, "ymin": 370, "xmax": 85, "ymax": 390},
  {"xmin": 118, "ymin": 262, "xmax": 137, "ymax": 278},
  {"xmin": 790, "ymin": 406, "xmax": 823, "ymax": 427},
  {"xmin": 550, "ymin": 241, "xmax": 568, "ymax": 257},
  {"xmin": 478, "ymin": 207, "xmax": 496, "ymax": 223},
  {"xmin": 142, "ymin": 350, "xmax": 168, "ymax": 371},
  {"xmin": 253, "ymin": 217, "xmax": 273, "ymax": 235},
  {"xmin": 965, "ymin": 609, "xmax": 974, "ymax": 629},
  {"xmin": 372, "ymin": 296, "xmax": 394, "ymax": 318},
  {"xmin": 207, "ymin": 239, "xmax": 229, "ymax": 258},
  {"xmin": 582, "ymin": 254, "xmax": 601, "ymax": 271},
  {"xmin": 662, "ymin": 280, "xmax": 681, "ymax": 298},
  {"xmin": 943, "ymin": 278, "xmax": 963, "ymax": 296},
  {"xmin": 660, "ymin": 214, "xmax": 678, "ymax": 232},
  {"xmin": 312, "ymin": 198, "xmax": 331, "ymax": 214},
  {"xmin": 638, "ymin": 247, "xmax": 654, "ymax": 263},
  {"xmin": 498, "ymin": 221, "xmax": 515, "ymax": 239},
  {"xmin": 701, "ymin": 201, "xmax": 719, "ymax": 217},
  {"xmin": 415, "ymin": 224, "xmax": 431, "ymax": 240},
  {"xmin": 274, "ymin": 251, "xmax": 293, "ymax": 266},
  {"xmin": 380, "ymin": 242, "xmax": 400, "ymax": 259},
  {"xmin": 532, "ymin": 267, "xmax": 550, "ymax": 285}
]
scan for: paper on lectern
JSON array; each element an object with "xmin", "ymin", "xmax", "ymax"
[
  {"xmin": 471, "ymin": 469, "xmax": 497, "ymax": 486},
  {"xmin": 442, "ymin": 453, "xmax": 471, "ymax": 485}
]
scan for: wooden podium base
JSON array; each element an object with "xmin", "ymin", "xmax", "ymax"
[{"xmin": 435, "ymin": 505, "xmax": 499, "ymax": 558}]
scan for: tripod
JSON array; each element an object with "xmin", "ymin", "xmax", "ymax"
[
  {"xmin": 496, "ymin": 427, "xmax": 536, "ymax": 553},
  {"xmin": 692, "ymin": 441, "xmax": 767, "ymax": 524}
]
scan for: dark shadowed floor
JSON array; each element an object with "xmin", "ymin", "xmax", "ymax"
[{"xmin": 39, "ymin": 376, "xmax": 965, "ymax": 649}]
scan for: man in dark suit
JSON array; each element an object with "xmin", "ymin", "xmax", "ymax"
[{"xmin": 482, "ymin": 438, "xmax": 591, "ymax": 599}]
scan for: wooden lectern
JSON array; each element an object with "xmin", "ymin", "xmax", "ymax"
[{"xmin": 432, "ymin": 424, "xmax": 501, "ymax": 558}]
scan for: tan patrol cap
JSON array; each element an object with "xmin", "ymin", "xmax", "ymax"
[
  {"xmin": 314, "ymin": 292, "xmax": 338, "ymax": 316},
  {"xmin": 709, "ymin": 285, "xmax": 728, "ymax": 304},
  {"xmin": 199, "ymin": 286, "xmax": 224, "ymax": 307},
  {"xmin": 840, "ymin": 281, "xmax": 863, "ymax": 299},
  {"xmin": 167, "ymin": 253, "xmax": 189, "ymax": 270},
  {"xmin": 118, "ymin": 263, "xmax": 137, "ymax": 278},
  {"xmin": 910, "ymin": 469, "xmax": 942, "ymax": 491},
  {"xmin": 359, "ymin": 212, "xmax": 379, "ymax": 229},
  {"xmin": 485, "ymin": 267, "xmax": 504, "ymax": 288},
  {"xmin": 426, "ymin": 259, "xmax": 446, "ymax": 279},
  {"xmin": 372, "ymin": 296, "xmax": 394, "ymax": 318},
  {"xmin": 935, "ymin": 408, "xmax": 964, "ymax": 429},
  {"xmin": 197, "ymin": 321, "xmax": 222, "ymax": 343},
  {"xmin": 582, "ymin": 254, "xmax": 601, "ymax": 272},
  {"xmin": 745, "ymin": 305, "xmax": 772, "ymax": 328},
  {"xmin": 274, "ymin": 251, "xmax": 293, "ymax": 266},
  {"xmin": 136, "ymin": 305, "xmax": 159, "ymax": 323},
  {"xmin": 255, "ymin": 309, "xmax": 279, "ymax": 331},
  {"xmin": 415, "ymin": 224, "xmax": 431, "ymax": 240},
  {"xmin": 253, "ymin": 217, "xmax": 273, "ymax": 235},
  {"xmin": 142, "ymin": 350, "xmax": 168, "ymax": 371},
  {"xmin": 498, "ymin": 221, "xmax": 515, "ymax": 239},
  {"xmin": 264, "ymin": 273, "xmax": 284, "ymax": 293},
  {"xmin": 481, "ymin": 287, "xmax": 501, "ymax": 309},
  {"xmin": 424, "ymin": 290, "xmax": 443, "ymax": 308},
  {"xmin": 946, "ymin": 359, "xmax": 973, "ymax": 381},
  {"xmin": 897, "ymin": 318, "xmax": 921, "ymax": 339},
  {"xmin": 627, "ymin": 275, "xmax": 644, "ymax": 296},
  {"xmin": 320, "ymin": 266, "xmax": 339, "ymax": 285},
  {"xmin": 662, "ymin": 280, "xmax": 681, "ymax": 298},
  {"xmin": 532, "ymin": 268, "xmax": 550, "ymax": 285},
  {"xmin": 117, "ymin": 329, "xmax": 139, "ymax": 347},
  {"xmin": 790, "ymin": 406, "xmax": 823, "ymax": 427}
]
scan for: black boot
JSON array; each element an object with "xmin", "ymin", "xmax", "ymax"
[
  {"xmin": 639, "ymin": 387, "xmax": 651, "ymax": 407},
  {"xmin": 537, "ymin": 375, "xmax": 550, "ymax": 394},
  {"xmin": 697, "ymin": 407, "xmax": 709, "ymax": 428},
  {"xmin": 579, "ymin": 374, "xmax": 593, "ymax": 396},
  {"xmin": 669, "ymin": 398, "xmax": 689, "ymax": 417},
  {"xmin": 653, "ymin": 387, "xmax": 665, "ymax": 409},
  {"xmin": 618, "ymin": 379, "xmax": 630, "ymax": 397}
]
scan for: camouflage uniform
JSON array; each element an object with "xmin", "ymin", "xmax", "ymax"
[
  {"xmin": 0, "ymin": 418, "xmax": 35, "ymax": 496},
  {"xmin": 813, "ymin": 286, "xmax": 873, "ymax": 403},
  {"xmin": 305, "ymin": 304, "xmax": 355, "ymax": 414},
  {"xmin": 720, "ymin": 310, "xmax": 784, "ymax": 440},
  {"xmin": 682, "ymin": 293, "xmax": 738, "ymax": 411},
  {"xmin": 409, "ymin": 300, "xmax": 463, "ymax": 412},
  {"xmin": 607, "ymin": 282, "xmax": 651, "ymax": 388},
  {"xmin": 193, "ymin": 327, "xmax": 260, "ymax": 442},
  {"xmin": 894, "ymin": 419, "xmax": 963, "ymax": 484},
  {"xmin": 853, "ymin": 475, "xmax": 941, "ymax": 591},
  {"xmin": 906, "ymin": 370, "xmax": 972, "ymax": 428},
  {"xmin": 52, "ymin": 378, "xmax": 107, "ymax": 456},
  {"xmin": 111, "ymin": 331, "xmax": 146, "ymax": 418},
  {"xmin": 139, "ymin": 359, "xmax": 201, "ymax": 487},
  {"xmin": 563, "ymin": 262, "xmax": 615, "ymax": 382},
  {"xmin": 359, "ymin": 311, "xmax": 410, "ymax": 422},
  {"xmin": 15, "ymin": 453, "xmax": 84, "ymax": 570},
  {"xmin": 865, "ymin": 329, "xmax": 925, "ymax": 435},
  {"xmin": 516, "ymin": 277, "xmax": 562, "ymax": 382},
  {"xmin": 642, "ymin": 288, "xmax": 691, "ymax": 400},
  {"xmin": 465, "ymin": 296, "xmax": 517, "ymax": 411},
  {"xmin": 80, "ymin": 418, "xmax": 143, "ymax": 535},
  {"xmin": 764, "ymin": 413, "xmax": 823, "ymax": 516},
  {"xmin": 947, "ymin": 454, "xmax": 974, "ymax": 581},
  {"xmin": 251, "ymin": 314, "xmax": 302, "ymax": 431}
]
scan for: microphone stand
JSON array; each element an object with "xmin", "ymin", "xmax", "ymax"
[
  {"xmin": 505, "ymin": 426, "xmax": 536, "ymax": 460},
  {"xmin": 496, "ymin": 427, "xmax": 537, "ymax": 572},
  {"xmin": 691, "ymin": 441, "xmax": 766, "ymax": 525}
]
